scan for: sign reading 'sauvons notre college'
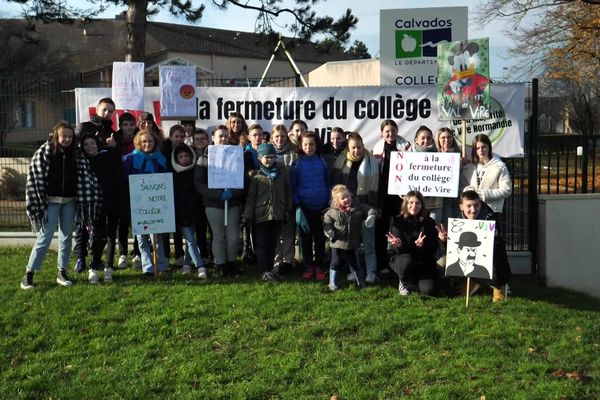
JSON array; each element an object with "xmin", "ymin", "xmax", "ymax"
[{"xmin": 380, "ymin": 7, "xmax": 468, "ymax": 87}]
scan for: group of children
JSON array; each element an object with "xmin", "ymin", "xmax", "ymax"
[{"xmin": 21, "ymin": 96, "xmax": 512, "ymax": 302}]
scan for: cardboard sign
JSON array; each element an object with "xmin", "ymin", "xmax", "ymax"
[
  {"xmin": 128, "ymin": 173, "xmax": 176, "ymax": 235},
  {"xmin": 207, "ymin": 145, "xmax": 244, "ymax": 189},
  {"xmin": 445, "ymin": 217, "xmax": 495, "ymax": 280},
  {"xmin": 159, "ymin": 66, "xmax": 197, "ymax": 120},
  {"xmin": 437, "ymin": 38, "xmax": 491, "ymax": 120},
  {"xmin": 387, "ymin": 151, "xmax": 460, "ymax": 197},
  {"xmin": 112, "ymin": 62, "xmax": 145, "ymax": 111}
]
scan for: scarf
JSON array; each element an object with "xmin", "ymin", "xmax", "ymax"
[
  {"xmin": 274, "ymin": 141, "xmax": 290, "ymax": 155},
  {"xmin": 259, "ymin": 163, "xmax": 279, "ymax": 179},
  {"xmin": 413, "ymin": 143, "xmax": 438, "ymax": 153},
  {"xmin": 132, "ymin": 149, "xmax": 167, "ymax": 173},
  {"xmin": 346, "ymin": 150, "xmax": 364, "ymax": 163},
  {"xmin": 26, "ymin": 142, "xmax": 102, "ymax": 232}
]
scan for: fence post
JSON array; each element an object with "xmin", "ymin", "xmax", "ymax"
[
  {"xmin": 582, "ymin": 133, "xmax": 589, "ymax": 193},
  {"xmin": 528, "ymin": 78, "xmax": 539, "ymax": 276}
]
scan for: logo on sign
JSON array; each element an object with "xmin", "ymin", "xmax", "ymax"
[{"xmin": 395, "ymin": 27, "xmax": 452, "ymax": 59}]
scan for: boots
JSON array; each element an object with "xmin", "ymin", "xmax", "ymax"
[
  {"xmin": 328, "ymin": 269, "xmax": 339, "ymax": 291},
  {"xmin": 492, "ymin": 285, "xmax": 507, "ymax": 302},
  {"xmin": 351, "ymin": 267, "xmax": 366, "ymax": 289}
]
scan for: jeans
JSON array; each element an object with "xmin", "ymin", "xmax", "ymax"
[
  {"xmin": 299, "ymin": 207, "xmax": 326, "ymax": 270},
  {"xmin": 275, "ymin": 217, "xmax": 295, "ymax": 265},
  {"xmin": 137, "ymin": 233, "xmax": 168, "ymax": 273},
  {"xmin": 361, "ymin": 223, "xmax": 376, "ymax": 274},
  {"xmin": 390, "ymin": 253, "xmax": 436, "ymax": 296},
  {"xmin": 180, "ymin": 225, "xmax": 204, "ymax": 268},
  {"xmin": 205, "ymin": 206, "xmax": 241, "ymax": 265},
  {"xmin": 27, "ymin": 200, "xmax": 76, "ymax": 271}
]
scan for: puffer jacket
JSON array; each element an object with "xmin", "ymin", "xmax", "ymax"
[{"xmin": 323, "ymin": 202, "xmax": 376, "ymax": 250}]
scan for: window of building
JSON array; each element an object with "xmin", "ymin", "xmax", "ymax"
[{"xmin": 19, "ymin": 102, "xmax": 35, "ymax": 128}]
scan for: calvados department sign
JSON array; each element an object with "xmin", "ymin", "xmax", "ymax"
[{"xmin": 380, "ymin": 7, "xmax": 468, "ymax": 87}]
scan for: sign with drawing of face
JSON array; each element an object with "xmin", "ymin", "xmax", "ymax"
[{"xmin": 445, "ymin": 218, "xmax": 495, "ymax": 280}]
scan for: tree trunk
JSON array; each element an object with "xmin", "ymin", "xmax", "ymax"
[{"xmin": 126, "ymin": 0, "xmax": 148, "ymax": 62}]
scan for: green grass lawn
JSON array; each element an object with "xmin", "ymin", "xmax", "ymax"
[{"xmin": 1, "ymin": 246, "xmax": 599, "ymax": 399}]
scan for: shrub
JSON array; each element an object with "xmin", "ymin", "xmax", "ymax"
[{"xmin": 0, "ymin": 167, "xmax": 26, "ymax": 200}]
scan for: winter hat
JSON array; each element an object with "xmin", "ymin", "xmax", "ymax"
[
  {"xmin": 79, "ymin": 132, "xmax": 101, "ymax": 151},
  {"xmin": 257, "ymin": 143, "xmax": 276, "ymax": 158}
]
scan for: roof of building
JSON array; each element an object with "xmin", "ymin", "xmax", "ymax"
[{"xmin": 0, "ymin": 18, "xmax": 353, "ymax": 75}]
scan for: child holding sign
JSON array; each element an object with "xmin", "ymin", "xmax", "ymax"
[
  {"xmin": 244, "ymin": 143, "xmax": 293, "ymax": 281},
  {"xmin": 172, "ymin": 144, "xmax": 207, "ymax": 279},
  {"xmin": 122, "ymin": 129, "xmax": 169, "ymax": 275},
  {"xmin": 323, "ymin": 185, "xmax": 376, "ymax": 291},
  {"xmin": 194, "ymin": 125, "xmax": 244, "ymax": 277}
]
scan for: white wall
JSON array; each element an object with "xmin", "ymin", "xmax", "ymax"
[
  {"xmin": 538, "ymin": 193, "xmax": 600, "ymax": 298},
  {"xmin": 308, "ymin": 59, "xmax": 380, "ymax": 87}
]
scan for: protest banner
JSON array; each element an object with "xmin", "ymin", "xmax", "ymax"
[
  {"xmin": 159, "ymin": 66, "xmax": 197, "ymax": 120},
  {"xmin": 112, "ymin": 62, "xmax": 145, "ymax": 111},
  {"xmin": 128, "ymin": 173, "xmax": 176, "ymax": 235},
  {"xmin": 75, "ymin": 84, "xmax": 526, "ymax": 157},
  {"xmin": 380, "ymin": 7, "xmax": 468, "ymax": 87},
  {"xmin": 387, "ymin": 151, "xmax": 460, "ymax": 197},
  {"xmin": 437, "ymin": 38, "xmax": 491, "ymax": 121}
]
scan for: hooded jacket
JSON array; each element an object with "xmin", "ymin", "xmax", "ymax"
[{"xmin": 461, "ymin": 156, "xmax": 512, "ymax": 213}]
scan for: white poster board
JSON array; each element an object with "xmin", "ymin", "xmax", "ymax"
[
  {"xmin": 112, "ymin": 62, "xmax": 145, "ymax": 111},
  {"xmin": 445, "ymin": 217, "xmax": 495, "ymax": 280},
  {"xmin": 380, "ymin": 7, "xmax": 468, "ymax": 86},
  {"xmin": 128, "ymin": 173, "xmax": 176, "ymax": 235},
  {"xmin": 159, "ymin": 66, "xmax": 197, "ymax": 120},
  {"xmin": 207, "ymin": 145, "xmax": 244, "ymax": 189},
  {"xmin": 75, "ymin": 84, "xmax": 526, "ymax": 157},
  {"xmin": 388, "ymin": 151, "xmax": 460, "ymax": 197}
]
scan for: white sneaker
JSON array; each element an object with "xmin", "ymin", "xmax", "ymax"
[
  {"xmin": 175, "ymin": 256, "xmax": 185, "ymax": 267},
  {"xmin": 346, "ymin": 272, "xmax": 356, "ymax": 282},
  {"xmin": 117, "ymin": 255, "xmax": 128, "ymax": 269},
  {"xmin": 398, "ymin": 281, "xmax": 409, "ymax": 296},
  {"xmin": 197, "ymin": 267, "xmax": 208, "ymax": 279},
  {"xmin": 365, "ymin": 272, "xmax": 378, "ymax": 284},
  {"xmin": 88, "ymin": 269, "xmax": 99, "ymax": 284},
  {"xmin": 104, "ymin": 267, "xmax": 113, "ymax": 282},
  {"xmin": 131, "ymin": 255, "xmax": 141, "ymax": 269},
  {"xmin": 182, "ymin": 264, "xmax": 192, "ymax": 275}
]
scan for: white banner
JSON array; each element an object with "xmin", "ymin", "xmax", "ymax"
[
  {"xmin": 75, "ymin": 84, "xmax": 525, "ymax": 157},
  {"xmin": 446, "ymin": 218, "xmax": 495, "ymax": 280},
  {"xmin": 207, "ymin": 145, "xmax": 244, "ymax": 189},
  {"xmin": 380, "ymin": 7, "xmax": 468, "ymax": 87},
  {"xmin": 128, "ymin": 173, "xmax": 176, "ymax": 235},
  {"xmin": 112, "ymin": 62, "xmax": 145, "ymax": 111},
  {"xmin": 159, "ymin": 66, "xmax": 197, "ymax": 119},
  {"xmin": 388, "ymin": 151, "xmax": 461, "ymax": 197}
]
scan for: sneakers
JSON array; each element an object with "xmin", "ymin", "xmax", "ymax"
[
  {"xmin": 88, "ymin": 269, "xmax": 99, "ymax": 284},
  {"xmin": 365, "ymin": 272, "xmax": 378, "ymax": 284},
  {"xmin": 74, "ymin": 258, "xmax": 85, "ymax": 273},
  {"xmin": 174, "ymin": 256, "xmax": 185, "ymax": 267},
  {"xmin": 302, "ymin": 267, "xmax": 315, "ymax": 280},
  {"xmin": 104, "ymin": 267, "xmax": 113, "ymax": 282},
  {"xmin": 315, "ymin": 269, "xmax": 327, "ymax": 281},
  {"xmin": 261, "ymin": 271, "xmax": 281, "ymax": 281},
  {"xmin": 197, "ymin": 267, "xmax": 208, "ymax": 279},
  {"xmin": 398, "ymin": 280, "xmax": 410, "ymax": 296},
  {"xmin": 20, "ymin": 271, "xmax": 34, "ymax": 290},
  {"xmin": 117, "ymin": 255, "xmax": 128, "ymax": 269},
  {"xmin": 131, "ymin": 255, "xmax": 142, "ymax": 269},
  {"xmin": 57, "ymin": 269, "xmax": 73, "ymax": 286},
  {"xmin": 346, "ymin": 272, "xmax": 356, "ymax": 282},
  {"xmin": 182, "ymin": 264, "xmax": 192, "ymax": 275}
]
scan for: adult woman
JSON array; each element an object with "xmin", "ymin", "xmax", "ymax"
[
  {"xmin": 194, "ymin": 125, "xmax": 245, "ymax": 276},
  {"xmin": 21, "ymin": 121, "xmax": 101, "ymax": 289},
  {"xmin": 122, "ymin": 129, "xmax": 169, "ymax": 275},
  {"xmin": 461, "ymin": 134, "xmax": 512, "ymax": 216},
  {"xmin": 331, "ymin": 132, "xmax": 380, "ymax": 283},
  {"xmin": 387, "ymin": 191, "xmax": 445, "ymax": 296}
]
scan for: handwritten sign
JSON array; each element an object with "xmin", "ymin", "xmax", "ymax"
[
  {"xmin": 445, "ymin": 218, "xmax": 495, "ymax": 280},
  {"xmin": 159, "ymin": 66, "xmax": 197, "ymax": 120},
  {"xmin": 387, "ymin": 152, "xmax": 460, "ymax": 197},
  {"xmin": 112, "ymin": 62, "xmax": 145, "ymax": 111},
  {"xmin": 129, "ymin": 173, "xmax": 176, "ymax": 235},
  {"xmin": 207, "ymin": 145, "xmax": 244, "ymax": 189}
]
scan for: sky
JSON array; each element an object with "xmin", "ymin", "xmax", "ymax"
[{"xmin": 1, "ymin": 0, "xmax": 517, "ymax": 78}]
